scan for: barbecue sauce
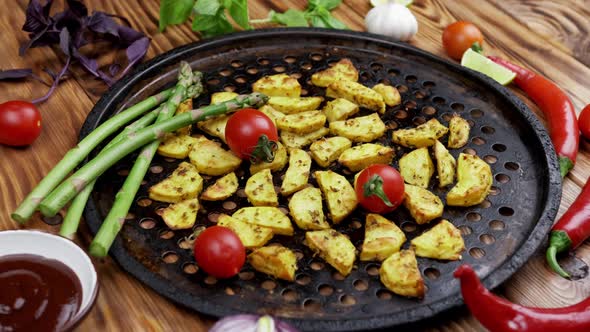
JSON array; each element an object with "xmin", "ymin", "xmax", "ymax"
[{"xmin": 0, "ymin": 254, "xmax": 83, "ymax": 332}]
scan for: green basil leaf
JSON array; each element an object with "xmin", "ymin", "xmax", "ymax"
[
  {"xmin": 159, "ymin": 0, "xmax": 195, "ymax": 31},
  {"xmin": 222, "ymin": 0, "xmax": 232, "ymax": 8},
  {"xmin": 191, "ymin": 14, "xmax": 220, "ymax": 32},
  {"xmin": 193, "ymin": 12, "xmax": 234, "ymax": 37},
  {"xmin": 309, "ymin": 14, "xmax": 328, "ymax": 28},
  {"xmin": 314, "ymin": 6, "xmax": 347, "ymax": 29},
  {"xmin": 271, "ymin": 9, "xmax": 309, "ymax": 27},
  {"xmin": 314, "ymin": 0, "xmax": 342, "ymax": 11},
  {"xmin": 193, "ymin": 0, "xmax": 221, "ymax": 15},
  {"xmin": 228, "ymin": 0, "xmax": 251, "ymax": 29}
]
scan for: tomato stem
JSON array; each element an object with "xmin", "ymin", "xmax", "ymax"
[
  {"xmin": 471, "ymin": 41, "xmax": 483, "ymax": 54},
  {"xmin": 249, "ymin": 134, "xmax": 277, "ymax": 164},
  {"xmin": 363, "ymin": 174, "xmax": 394, "ymax": 207}
]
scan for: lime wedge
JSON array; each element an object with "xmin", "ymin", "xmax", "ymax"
[
  {"xmin": 370, "ymin": 0, "xmax": 413, "ymax": 7},
  {"xmin": 461, "ymin": 49, "xmax": 516, "ymax": 85}
]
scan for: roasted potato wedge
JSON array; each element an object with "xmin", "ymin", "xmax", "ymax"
[
  {"xmin": 196, "ymin": 115, "xmax": 230, "ymax": 143},
  {"xmin": 280, "ymin": 127, "xmax": 329, "ymax": 149},
  {"xmin": 280, "ymin": 148, "xmax": 311, "ymax": 196},
  {"xmin": 433, "ymin": 140, "xmax": 456, "ymax": 187},
  {"xmin": 399, "ymin": 147, "xmax": 434, "ymax": 188},
  {"xmin": 233, "ymin": 207, "xmax": 294, "ymax": 236},
  {"xmin": 329, "ymin": 113, "xmax": 386, "ymax": 143},
  {"xmin": 305, "ymin": 229, "xmax": 356, "ymax": 276},
  {"xmin": 338, "ymin": 143, "xmax": 394, "ymax": 172},
  {"xmin": 245, "ymin": 168, "xmax": 278, "ymax": 207},
  {"xmin": 200, "ymin": 172, "xmax": 239, "ymax": 201},
  {"xmin": 326, "ymin": 80, "xmax": 385, "ymax": 113},
  {"xmin": 258, "ymin": 105, "xmax": 285, "ymax": 126},
  {"xmin": 315, "ymin": 170, "xmax": 358, "ymax": 224},
  {"xmin": 218, "ymin": 214, "xmax": 273, "ymax": 249},
  {"xmin": 210, "ymin": 91, "xmax": 239, "ymax": 104},
  {"xmin": 309, "ymin": 136, "xmax": 352, "ymax": 168},
  {"xmin": 252, "ymin": 74, "xmax": 301, "ymax": 97},
  {"xmin": 248, "ymin": 245, "xmax": 297, "ymax": 281},
  {"xmin": 403, "ymin": 184, "xmax": 444, "ymax": 224},
  {"xmin": 372, "ymin": 84, "xmax": 401, "ymax": 107},
  {"xmin": 288, "ymin": 187, "xmax": 329, "ymax": 230},
  {"xmin": 250, "ymin": 141, "xmax": 288, "ymax": 174},
  {"xmin": 446, "ymin": 153, "xmax": 492, "ymax": 206},
  {"xmin": 380, "ymin": 249, "xmax": 425, "ymax": 298},
  {"xmin": 149, "ymin": 162, "xmax": 203, "ymax": 203},
  {"xmin": 360, "ymin": 214, "xmax": 406, "ymax": 261},
  {"xmin": 267, "ymin": 96, "xmax": 323, "ymax": 114},
  {"xmin": 175, "ymin": 98, "xmax": 193, "ymax": 135},
  {"xmin": 391, "ymin": 118, "xmax": 449, "ymax": 148},
  {"xmin": 189, "ymin": 137, "xmax": 241, "ymax": 176},
  {"xmin": 447, "ymin": 114, "xmax": 471, "ymax": 149},
  {"xmin": 411, "ymin": 219, "xmax": 465, "ymax": 260},
  {"xmin": 323, "ymin": 98, "xmax": 360, "ymax": 123},
  {"xmin": 311, "ymin": 58, "xmax": 358, "ymax": 87},
  {"xmin": 157, "ymin": 134, "xmax": 202, "ymax": 159},
  {"xmin": 161, "ymin": 198, "xmax": 199, "ymax": 230},
  {"xmin": 277, "ymin": 110, "xmax": 327, "ymax": 134}
]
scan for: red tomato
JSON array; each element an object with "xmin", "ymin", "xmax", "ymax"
[
  {"xmin": 442, "ymin": 21, "xmax": 484, "ymax": 61},
  {"xmin": 225, "ymin": 108, "xmax": 279, "ymax": 163},
  {"xmin": 355, "ymin": 164, "xmax": 405, "ymax": 214},
  {"xmin": 0, "ymin": 101, "xmax": 42, "ymax": 146},
  {"xmin": 579, "ymin": 104, "xmax": 590, "ymax": 140},
  {"xmin": 193, "ymin": 226, "xmax": 245, "ymax": 279}
]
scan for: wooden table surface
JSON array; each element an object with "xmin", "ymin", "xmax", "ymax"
[{"xmin": 2, "ymin": 0, "xmax": 590, "ymax": 331}]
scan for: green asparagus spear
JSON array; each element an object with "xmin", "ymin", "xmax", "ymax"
[{"xmin": 38, "ymin": 92, "xmax": 268, "ymax": 218}]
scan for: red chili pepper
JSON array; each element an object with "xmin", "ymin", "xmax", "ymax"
[
  {"xmin": 454, "ymin": 264, "xmax": 590, "ymax": 332},
  {"xmin": 546, "ymin": 178, "xmax": 590, "ymax": 278},
  {"xmin": 488, "ymin": 56, "xmax": 579, "ymax": 177}
]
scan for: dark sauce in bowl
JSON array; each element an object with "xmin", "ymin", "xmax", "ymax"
[{"xmin": 0, "ymin": 254, "xmax": 82, "ymax": 332}]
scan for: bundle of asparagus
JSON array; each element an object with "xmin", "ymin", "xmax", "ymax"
[{"xmin": 11, "ymin": 61, "xmax": 269, "ymax": 256}]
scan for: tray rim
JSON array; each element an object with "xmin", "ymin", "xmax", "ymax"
[{"xmin": 80, "ymin": 28, "xmax": 562, "ymax": 331}]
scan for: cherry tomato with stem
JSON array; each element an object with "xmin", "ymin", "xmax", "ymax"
[
  {"xmin": 0, "ymin": 101, "xmax": 42, "ymax": 146},
  {"xmin": 193, "ymin": 226, "xmax": 245, "ymax": 279},
  {"xmin": 355, "ymin": 164, "xmax": 405, "ymax": 214},
  {"xmin": 579, "ymin": 104, "xmax": 590, "ymax": 140},
  {"xmin": 225, "ymin": 108, "xmax": 278, "ymax": 163},
  {"xmin": 442, "ymin": 21, "xmax": 484, "ymax": 60}
]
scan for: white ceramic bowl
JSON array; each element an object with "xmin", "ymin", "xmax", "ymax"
[{"xmin": 0, "ymin": 230, "xmax": 99, "ymax": 330}]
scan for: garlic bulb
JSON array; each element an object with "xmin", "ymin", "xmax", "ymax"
[{"xmin": 365, "ymin": 3, "xmax": 418, "ymax": 41}]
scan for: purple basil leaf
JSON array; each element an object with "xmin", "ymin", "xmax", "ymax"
[
  {"xmin": 119, "ymin": 36, "xmax": 149, "ymax": 78},
  {"xmin": 23, "ymin": 0, "xmax": 53, "ymax": 32},
  {"xmin": 32, "ymin": 55, "xmax": 71, "ymax": 104},
  {"xmin": 117, "ymin": 25, "xmax": 144, "ymax": 44},
  {"xmin": 59, "ymin": 28, "xmax": 71, "ymax": 56},
  {"xmin": 109, "ymin": 63, "xmax": 121, "ymax": 76},
  {"xmin": 85, "ymin": 11, "xmax": 119, "ymax": 36},
  {"xmin": 0, "ymin": 68, "xmax": 33, "ymax": 80},
  {"xmin": 66, "ymin": 0, "xmax": 88, "ymax": 18}
]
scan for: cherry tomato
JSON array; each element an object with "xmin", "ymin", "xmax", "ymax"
[
  {"xmin": 193, "ymin": 226, "xmax": 245, "ymax": 279},
  {"xmin": 225, "ymin": 108, "xmax": 278, "ymax": 163},
  {"xmin": 442, "ymin": 21, "xmax": 484, "ymax": 61},
  {"xmin": 579, "ymin": 104, "xmax": 590, "ymax": 140},
  {"xmin": 0, "ymin": 101, "xmax": 42, "ymax": 146},
  {"xmin": 355, "ymin": 164, "xmax": 405, "ymax": 214}
]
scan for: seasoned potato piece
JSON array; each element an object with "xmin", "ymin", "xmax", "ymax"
[
  {"xmin": 323, "ymin": 98, "xmax": 360, "ymax": 123},
  {"xmin": 310, "ymin": 136, "xmax": 352, "ymax": 168},
  {"xmin": 218, "ymin": 214, "xmax": 273, "ymax": 249},
  {"xmin": 311, "ymin": 58, "xmax": 358, "ymax": 87},
  {"xmin": 446, "ymin": 153, "xmax": 492, "ymax": 206},
  {"xmin": 196, "ymin": 115, "xmax": 230, "ymax": 143},
  {"xmin": 433, "ymin": 140, "xmax": 456, "ymax": 187},
  {"xmin": 245, "ymin": 169, "xmax": 278, "ymax": 207},
  {"xmin": 250, "ymin": 142, "xmax": 288, "ymax": 174},
  {"xmin": 157, "ymin": 134, "xmax": 202, "ymax": 159},
  {"xmin": 258, "ymin": 105, "xmax": 285, "ymax": 126},
  {"xmin": 175, "ymin": 98, "xmax": 193, "ymax": 136},
  {"xmin": 161, "ymin": 198, "xmax": 199, "ymax": 230},
  {"xmin": 315, "ymin": 170, "xmax": 358, "ymax": 224},
  {"xmin": 189, "ymin": 138, "xmax": 241, "ymax": 176},
  {"xmin": 210, "ymin": 91, "xmax": 239, "ymax": 104},
  {"xmin": 403, "ymin": 184, "xmax": 444, "ymax": 224},
  {"xmin": 248, "ymin": 245, "xmax": 297, "ymax": 281},
  {"xmin": 380, "ymin": 250, "xmax": 425, "ymax": 298},
  {"xmin": 277, "ymin": 110, "xmax": 327, "ymax": 134},
  {"xmin": 149, "ymin": 162, "xmax": 203, "ymax": 203},
  {"xmin": 289, "ymin": 187, "xmax": 329, "ymax": 230},
  {"xmin": 329, "ymin": 113, "xmax": 386, "ymax": 143},
  {"xmin": 280, "ymin": 127, "xmax": 329, "ymax": 149},
  {"xmin": 411, "ymin": 219, "xmax": 465, "ymax": 260},
  {"xmin": 305, "ymin": 229, "xmax": 356, "ymax": 276},
  {"xmin": 327, "ymin": 80, "xmax": 385, "ymax": 113},
  {"xmin": 281, "ymin": 148, "xmax": 311, "ymax": 196},
  {"xmin": 268, "ymin": 96, "xmax": 323, "ymax": 114},
  {"xmin": 399, "ymin": 147, "xmax": 434, "ymax": 188},
  {"xmin": 360, "ymin": 214, "xmax": 406, "ymax": 261},
  {"xmin": 233, "ymin": 207, "xmax": 294, "ymax": 236},
  {"xmin": 200, "ymin": 172, "xmax": 239, "ymax": 201},
  {"xmin": 448, "ymin": 115, "xmax": 471, "ymax": 149},
  {"xmin": 372, "ymin": 83, "xmax": 401, "ymax": 107},
  {"xmin": 392, "ymin": 118, "xmax": 449, "ymax": 148},
  {"xmin": 338, "ymin": 143, "xmax": 394, "ymax": 172},
  {"xmin": 252, "ymin": 74, "xmax": 301, "ymax": 97}
]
